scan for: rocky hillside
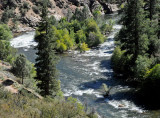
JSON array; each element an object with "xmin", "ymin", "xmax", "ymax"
[
  {"xmin": 0, "ymin": 0, "xmax": 119, "ymax": 33},
  {"xmin": 0, "ymin": 60, "xmax": 43, "ymax": 99}
]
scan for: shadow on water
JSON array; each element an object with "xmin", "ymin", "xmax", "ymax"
[
  {"xmin": 98, "ymin": 59, "xmax": 160, "ymax": 111},
  {"xmin": 79, "ymin": 57, "xmax": 160, "ymax": 111}
]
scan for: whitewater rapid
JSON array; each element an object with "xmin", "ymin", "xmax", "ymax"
[{"xmin": 10, "ymin": 32, "xmax": 37, "ymax": 49}]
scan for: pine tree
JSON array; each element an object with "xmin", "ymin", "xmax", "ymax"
[
  {"xmin": 35, "ymin": 0, "xmax": 61, "ymax": 96},
  {"xmin": 12, "ymin": 54, "xmax": 31, "ymax": 84},
  {"xmin": 145, "ymin": 0, "xmax": 160, "ymax": 58},
  {"xmin": 115, "ymin": 0, "xmax": 150, "ymax": 77}
]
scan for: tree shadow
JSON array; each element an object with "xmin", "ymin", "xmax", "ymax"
[{"xmin": 2, "ymin": 79, "xmax": 14, "ymax": 86}]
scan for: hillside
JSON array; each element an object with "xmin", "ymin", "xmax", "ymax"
[
  {"xmin": 0, "ymin": 60, "xmax": 43, "ymax": 99},
  {"xmin": 0, "ymin": 0, "xmax": 118, "ymax": 33},
  {"xmin": 0, "ymin": 60, "xmax": 99, "ymax": 118}
]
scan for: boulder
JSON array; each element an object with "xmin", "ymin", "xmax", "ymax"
[
  {"xmin": 21, "ymin": 16, "xmax": 39, "ymax": 27},
  {"xmin": 91, "ymin": 0, "xmax": 105, "ymax": 14}
]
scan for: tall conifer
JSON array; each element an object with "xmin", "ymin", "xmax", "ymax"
[
  {"xmin": 116, "ymin": 0, "xmax": 149, "ymax": 77},
  {"xmin": 35, "ymin": 0, "xmax": 61, "ymax": 96}
]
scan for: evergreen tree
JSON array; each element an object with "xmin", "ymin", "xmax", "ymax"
[
  {"xmin": 35, "ymin": 0, "xmax": 61, "ymax": 96},
  {"xmin": 12, "ymin": 54, "xmax": 31, "ymax": 84},
  {"xmin": 115, "ymin": 0, "xmax": 150, "ymax": 78},
  {"xmin": 145, "ymin": 0, "xmax": 160, "ymax": 59}
]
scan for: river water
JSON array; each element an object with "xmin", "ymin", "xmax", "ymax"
[{"xmin": 10, "ymin": 13, "xmax": 160, "ymax": 118}]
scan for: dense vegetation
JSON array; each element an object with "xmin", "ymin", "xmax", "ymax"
[
  {"xmin": 112, "ymin": 0, "xmax": 160, "ymax": 105},
  {"xmin": 34, "ymin": 6, "xmax": 114, "ymax": 53},
  {"xmin": 0, "ymin": 90, "xmax": 98, "ymax": 118},
  {"xmin": 0, "ymin": 24, "xmax": 16, "ymax": 63}
]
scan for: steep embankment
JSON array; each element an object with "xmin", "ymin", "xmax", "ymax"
[
  {"xmin": 0, "ymin": 0, "xmax": 118, "ymax": 33},
  {"xmin": 0, "ymin": 60, "xmax": 43, "ymax": 99}
]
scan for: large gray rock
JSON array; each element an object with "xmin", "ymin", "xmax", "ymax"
[{"xmin": 21, "ymin": 16, "xmax": 39, "ymax": 27}]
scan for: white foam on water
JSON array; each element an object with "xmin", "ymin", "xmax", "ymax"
[
  {"xmin": 10, "ymin": 32, "xmax": 37, "ymax": 48},
  {"xmin": 113, "ymin": 25, "xmax": 123, "ymax": 30},
  {"xmin": 64, "ymin": 87, "xmax": 102, "ymax": 98},
  {"xmin": 89, "ymin": 72, "xmax": 99, "ymax": 76},
  {"xmin": 107, "ymin": 100, "xmax": 144, "ymax": 113},
  {"xmin": 78, "ymin": 50, "xmax": 113, "ymax": 57}
]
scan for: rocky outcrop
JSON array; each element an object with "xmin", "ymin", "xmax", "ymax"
[
  {"xmin": 91, "ymin": 0, "xmax": 105, "ymax": 14},
  {"xmin": 22, "ymin": 16, "xmax": 40, "ymax": 27},
  {"xmin": 0, "ymin": 0, "xmax": 119, "ymax": 33}
]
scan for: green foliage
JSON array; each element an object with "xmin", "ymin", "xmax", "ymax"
[
  {"xmin": 75, "ymin": 30, "xmax": 86, "ymax": 43},
  {"xmin": 85, "ymin": 19, "xmax": 100, "ymax": 34},
  {"xmin": 111, "ymin": 47, "xmax": 127, "ymax": 74},
  {"xmin": 140, "ymin": 64, "xmax": 160, "ymax": 103},
  {"xmin": 70, "ymin": 20, "xmax": 81, "ymax": 32},
  {"xmin": 93, "ymin": 10, "xmax": 101, "ymax": 22},
  {"xmin": 145, "ymin": 64, "xmax": 160, "ymax": 80},
  {"xmin": 1, "ymin": 7, "xmax": 15, "ymax": 23},
  {"xmin": 23, "ymin": 2, "xmax": 30, "ymax": 10},
  {"xmin": 135, "ymin": 55, "xmax": 152, "ymax": 79},
  {"xmin": 0, "ymin": 24, "xmax": 13, "ymax": 41},
  {"xmin": 0, "ymin": 90, "xmax": 94, "ymax": 118},
  {"xmin": 52, "ymin": 27, "xmax": 74, "ymax": 53},
  {"xmin": 78, "ymin": 43, "xmax": 90, "ymax": 53},
  {"xmin": 112, "ymin": 0, "xmax": 157, "ymax": 79},
  {"xmin": 87, "ymin": 32, "xmax": 104, "ymax": 47},
  {"xmin": 32, "ymin": 6, "xmax": 40, "ymax": 14},
  {"xmin": 0, "ymin": 25, "xmax": 15, "ymax": 63},
  {"xmin": 101, "ymin": 19, "xmax": 114, "ymax": 34},
  {"xmin": 71, "ymin": 6, "xmax": 90, "ymax": 22},
  {"xmin": 19, "ymin": 2, "xmax": 30, "ymax": 16},
  {"xmin": 12, "ymin": 54, "xmax": 32, "ymax": 85}
]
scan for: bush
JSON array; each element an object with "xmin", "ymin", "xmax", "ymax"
[
  {"xmin": 1, "ymin": 7, "xmax": 15, "ymax": 24},
  {"xmin": 85, "ymin": 19, "xmax": 99, "ymax": 34},
  {"xmin": 0, "ymin": 24, "xmax": 13, "ymax": 41},
  {"xmin": 0, "ymin": 41, "xmax": 16, "ymax": 63},
  {"xmin": 75, "ymin": 30, "xmax": 86, "ymax": 43},
  {"xmin": 87, "ymin": 32, "xmax": 104, "ymax": 47},
  {"xmin": 135, "ymin": 56, "xmax": 152, "ymax": 79},
  {"xmin": 78, "ymin": 43, "xmax": 90, "ymax": 52},
  {"xmin": 111, "ymin": 47, "xmax": 127, "ymax": 75},
  {"xmin": 101, "ymin": 19, "xmax": 114, "ymax": 34},
  {"xmin": 32, "ymin": 6, "xmax": 40, "ymax": 14},
  {"xmin": 23, "ymin": 2, "xmax": 30, "ymax": 10}
]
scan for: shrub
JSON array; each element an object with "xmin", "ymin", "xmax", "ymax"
[
  {"xmin": 78, "ymin": 42, "xmax": 90, "ymax": 52},
  {"xmin": 1, "ymin": 7, "xmax": 15, "ymax": 23},
  {"xmin": 32, "ymin": 6, "xmax": 40, "ymax": 14},
  {"xmin": 23, "ymin": 2, "xmax": 30, "ymax": 10},
  {"xmin": 111, "ymin": 47, "xmax": 128, "ymax": 74},
  {"xmin": 87, "ymin": 32, "xmax": 104, "ymax": 47},
  {"xmin": 135, "ymin": 56, "xmax": 152, "ymax": 79}
]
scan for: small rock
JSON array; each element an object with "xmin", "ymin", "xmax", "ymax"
[{"xmin": 118, "ymin": 104, "xmax": 125, "ymax": 107}]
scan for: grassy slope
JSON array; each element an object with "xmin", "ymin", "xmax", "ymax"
[{"xmin": 0, "ymin": 61, "xmax": 98, "ymax": 118}]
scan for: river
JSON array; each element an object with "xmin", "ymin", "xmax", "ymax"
[{"xmin": 10, "ymin": 13, "xmax": 160, "ymax": 118}]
